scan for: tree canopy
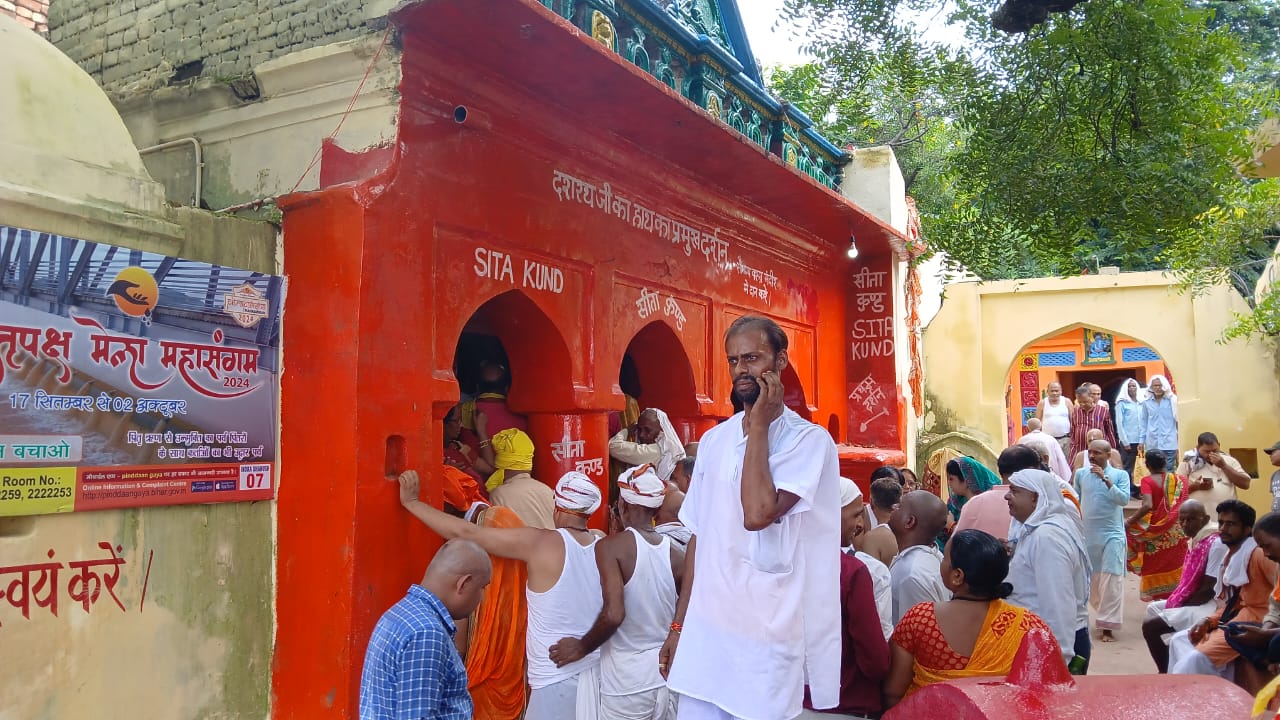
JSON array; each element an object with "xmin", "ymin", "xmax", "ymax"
[{"xmin": 774, "ymin": 0, "xmax": 1280, "ymax": 336}]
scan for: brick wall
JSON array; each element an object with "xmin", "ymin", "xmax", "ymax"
[
  {"xmin": 48, "ymin": 0, "xmax": 382, "ymax": 97},
  {"xmin": 2, "ymin": 0, "xmax": 50, "ymax": 32}
]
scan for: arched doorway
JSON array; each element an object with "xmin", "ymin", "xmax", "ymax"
[
  {"xmin": 446, "ymin": 290, "xmax": 600, "ymax": 515},
  {"xmin": 1006, "ymin": 326, "xmax": 1173, "ymax": 443},
  {"xmin": 452, "ymin": 290, "xmax": 575, "ymax": 416}
]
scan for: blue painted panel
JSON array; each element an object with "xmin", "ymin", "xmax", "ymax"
[
  {"xmin": 1122, "ymin": 346, "xmax": 1161, "ymax": 362},
  {"xmin": 1038, "ymin": 351, "xmax": 1077, "ymax": 367}
]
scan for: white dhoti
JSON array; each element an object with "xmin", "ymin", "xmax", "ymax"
[
  {"xmin": 526, "ymin": 675, "xmax": 579, "ymax": 720},
  {"xmin": 1168, "ymin": 629, "xmax": 1235, "ymax": 680},
  {"xmin": 1147, "ymin": 598, "xmax": 1218, "ymax": 634},
  {"xmin": 1090, "ymin": 572, "xmax": 1125, "ymax": 630},
  {"xmin": 602, "ymin": 686, "xmax": 677, "ymax": 720},
  {"xmin": 525, "ymin": 665, "xmax": 602, "ymax": 720}
]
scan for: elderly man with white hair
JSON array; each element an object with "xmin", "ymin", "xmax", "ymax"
[
  {"xmin": 550, "ymin": 464, "xmax": 684, "ymax": 719},
  {"xmin": 1004, "ymin": 468, "xmax": 1092, "ymax": 671},
  {"xmin": 399, "ymin": 469, "xmax": 606, "ymax": 719}
]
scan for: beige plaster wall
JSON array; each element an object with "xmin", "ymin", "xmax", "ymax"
[
  {"xmin": 922, "ymin": 271, "xmax": 1280, "ymax": 511},
  {"xmin": 117, "ymin": 34, "xmax": 400, "ymax": 212},
  {"xmin": 1, "ymin": 193, "xmax": 278, "ymax": 720}
]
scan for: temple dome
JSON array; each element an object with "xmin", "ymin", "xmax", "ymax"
[{"xmin": 0, "ymin": 14, "xmax": 169, "ymax": 222}]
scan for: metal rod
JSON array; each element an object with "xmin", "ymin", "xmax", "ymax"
[{"xmin": 138, "ymin": 137, "xmax": 204, "ymax": 208}]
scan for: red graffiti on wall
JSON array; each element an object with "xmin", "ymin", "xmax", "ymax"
[{"xmin": 0, "ymin": 541, "xmax": 148, "ymax": 627}]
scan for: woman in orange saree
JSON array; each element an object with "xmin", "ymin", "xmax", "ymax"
[
  {"xmin": 1126, "ymin": 450, "xmax": 1189, "ymax": 602},
  {"xmin": 884, "ymin": 530, "xmax": 1052, "ymax": 707}
]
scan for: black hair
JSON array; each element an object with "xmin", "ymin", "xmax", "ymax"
[
  {"xmin": 1256, "ymin": 512, "xmax": 1280, "ymax": 538},
  {"xmin": 869, "ymin": 477, "xmax": 902, "ymax": 510},
  {"xmin": 1217, "ymin": 499, "xmax": 1257, "ymax": 528},
  {"xmin": 725, "ymin": 315, "xmax": 788, "ymax": 354},
  {"xmin": 949, "ymin": 529, "xmax": 1013, "ymax": 599},
  {"xmin": 677, "ymin": 456, "xmax": 696, "ymax": 476},
  {"xmin": 1198, "ymin": 432, "xmax": 1219, "ymax": 447},
  {"xmin": 997, "ymin": 445, "xmax": 1041, "ymax": 477},
  {"xmin": 445, "ymin": 404, "xmax": 461, "ymax": 423},
  {"xmin": 1145, "ymin": 450, "xmax": 1167, "ymax": 473},
  {"xmin": 870, "ymin": 465, "xmax": 905, "ymax": 485},
  {"xmin": 945, "ymin": 459, "xmax": 963, "ymax": 479}
]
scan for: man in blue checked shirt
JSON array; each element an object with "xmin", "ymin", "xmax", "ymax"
[{"xmin": 359, "ymin": 538, "xmax": 492, "ymax": 720}]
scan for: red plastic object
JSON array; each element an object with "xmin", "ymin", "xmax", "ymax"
[{"xmin": 885, "ymin": 627, "xmax": 1255, "ymax": 720}]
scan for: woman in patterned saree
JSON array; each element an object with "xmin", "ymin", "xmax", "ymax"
[
  {"xmin": 883, "ymin": 529, "xmax": 1052, "ymax": 708},
  {"xmin": 1126, "ymin": 450, "xmax": 1190, "ymax": 601}
]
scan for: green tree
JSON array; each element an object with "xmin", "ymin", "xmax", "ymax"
[{"xmin": 776, "ymin": 0, "xmax": 1280, "ymax": 318}]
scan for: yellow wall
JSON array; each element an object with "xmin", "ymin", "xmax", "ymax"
[{"xmin": 922, "ymin": 271, "xmax": 1280, "ymax": 512}]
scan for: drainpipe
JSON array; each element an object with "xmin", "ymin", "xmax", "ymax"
[{"xmin": 139, "ymin": 137, "xmax": 204, "ymax": 208}]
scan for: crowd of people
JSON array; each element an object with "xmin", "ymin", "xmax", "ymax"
[{"xmin": 355, "ymin": 320, "xmax": 1280, "ymax": 720}]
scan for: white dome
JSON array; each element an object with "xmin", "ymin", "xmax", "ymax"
[{"xmin": 0, "ymin": 14, "xmax": 168, "ymax": 221}]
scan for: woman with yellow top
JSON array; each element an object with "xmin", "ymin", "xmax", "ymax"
[{"xmin": 883, "ymin": 529, "xmax": 1052, "ymax": 708}]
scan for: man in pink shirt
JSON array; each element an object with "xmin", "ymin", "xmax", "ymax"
[{"xmin": 954, "ymin": 446, "xmax": 1041, "ymax": 540}]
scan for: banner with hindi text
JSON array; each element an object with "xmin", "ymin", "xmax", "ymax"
[{"xmin": 0, "ymin": 226, "xmax": 282, "ymax": 516}]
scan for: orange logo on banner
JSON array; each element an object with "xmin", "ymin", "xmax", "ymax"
[{"xmin": 106, "ymin": 266, "xmax": 158, "ymax": 318}]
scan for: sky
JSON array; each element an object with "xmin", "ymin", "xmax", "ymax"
[
  {"xmin": 737, "ymin": 0, "xmax": 811, "ymax": 69},
  {"xmin": 737, "ymin": 1, "xmax": 967, "ymax": 71}
]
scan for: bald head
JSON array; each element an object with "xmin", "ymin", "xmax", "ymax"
[
  {"xmin": 1025, "ymin": 417, "xmax": 1042, "ymax": 432},
  {"xmin": 422, "ymin": 539, "xmax": 492, "ymax": 620},
  {"xmin": 1178, "ymin": 498, "xmax": 1211, "ymax": 539},
  {"xmin": 889, "ymin": 490, "xmax": 948, "ymax": 547},
  {"xmin": 1086, "ymin": 428, "xmax": 1104, "ymax": 443},
  {"xmin": 1087, "ymin": 438, "xmax": 1113, "ymax": 470},
  {"xmin": 657, "ymin": 487, "xmax": 685, "ymax": 526}
]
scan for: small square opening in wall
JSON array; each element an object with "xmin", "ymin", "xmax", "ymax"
[{"xmin": 1229, "ymin": 448, "xmax": 1259, "ymax": 479}]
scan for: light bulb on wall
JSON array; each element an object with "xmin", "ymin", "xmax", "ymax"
[{"xmin": 846, "ymin": 236, "xmax": 859, "ymax": 259}]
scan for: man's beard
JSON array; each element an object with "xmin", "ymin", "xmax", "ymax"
[{"xmin": 732, "ymin": 378, "xmax": 761, "ymax": 407}]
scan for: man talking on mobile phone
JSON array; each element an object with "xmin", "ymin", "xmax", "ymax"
[{"xmin": 659, "ymin": 316, "xmax": 841, "ymax": 720}]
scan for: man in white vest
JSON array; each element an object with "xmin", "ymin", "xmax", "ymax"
[
  {"xmin": 550, "ymin": 464, "xmax": 685, "ymax": 719},
  {"xmin": 398, "ymin": 469, "xmax": 605, "ymax": 719}
]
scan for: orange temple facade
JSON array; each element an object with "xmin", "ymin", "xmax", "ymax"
[{"xmin": 274, "ymin": 1, "xmax": 910, "ymax": 716}]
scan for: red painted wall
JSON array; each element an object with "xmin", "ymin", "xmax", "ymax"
[{"xmin": 272, "ymin": 1, "xmax": 908, "ymax": 717}]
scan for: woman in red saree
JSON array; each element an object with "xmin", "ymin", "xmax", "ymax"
[
  {"xmin": 1126, "ymin": 450, "xmax": 1189, "ymax": 601},
  {"xmin": 883, "ymin": 530, "xmax": 1052, "ymax": 707}
]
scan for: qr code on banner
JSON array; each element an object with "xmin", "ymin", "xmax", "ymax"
[{"xmin": 239, "ymin": 464, "xmax": 273, "ymax": 491}]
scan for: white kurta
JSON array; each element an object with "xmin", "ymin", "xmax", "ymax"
[
  {"xmin": 669, "ymin": 409, "xmax": 841, "ymax": 720},
  {"xmin": 889, "ymin": 544, "xmax": 950, "ymax": 623}
]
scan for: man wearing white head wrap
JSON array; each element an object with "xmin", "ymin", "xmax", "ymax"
[
  {"xmin": 609, "ymin": 408, "xmax": 688, "ymax": 481},
  {"xmin": 1141, "ymin": 375, "xmax": 1179, "ymax": 469},
  {"xmin": 1004, "ymin": 468, "xmax": 1092, "ymax": 670},
  {"xmin": 550, "ymin": 464, "xmax": 685, "ymax": 720},
  {"xmin": 838, "ymin": 478, "xmax": 894, "ymax": 642},
  {"xmin": 396, "ymin": 469, "xmax": 605, "ymax": 720},
  {"xmin": 556, "ymin": 471, "xmax": 604, "ymax": 517},
  {"xmin": 796, "ymin": 479, "xmax": 891, "ymax": 718}
]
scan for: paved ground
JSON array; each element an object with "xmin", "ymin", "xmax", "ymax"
[{"xmin": 1085, "ymin": 572, "xmax": 1155, "ymax": 676}]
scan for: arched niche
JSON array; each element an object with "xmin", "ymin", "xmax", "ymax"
[
  {"xmin": 621, "ymin": 320, "xmax": 699, "ymax": 416},
  {"xmin": 450, "ymin": 289, "xmax": 575, "ymax": 414}
]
